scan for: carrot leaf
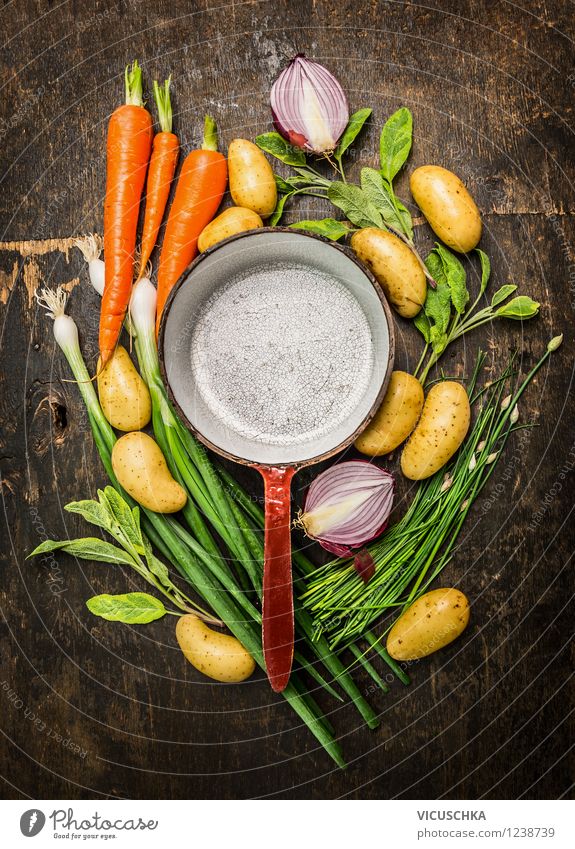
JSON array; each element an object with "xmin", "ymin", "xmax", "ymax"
[
  {"xmin": 125, "ymin": 59, "xmax": 144, "ymax": 106},
  {"xmin": 153, "ymin": 77, "xmax": 172, "ymax": 133},
  {"xmin": 202, "ymin": 115, "xmax": 219, "ymax": 151}
]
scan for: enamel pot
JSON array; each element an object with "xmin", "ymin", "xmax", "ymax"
[{"xmin": 158, "ymin": 228, "xmax": 394, "ymax": 692}]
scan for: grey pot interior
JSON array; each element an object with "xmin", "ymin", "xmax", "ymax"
[{"xmin": 160, "ymin": 229, "xmax": 393, "ymax": 466}]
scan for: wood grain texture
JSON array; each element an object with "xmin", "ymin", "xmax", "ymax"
[{"xmin": 0, "ymin": 0, "xmax": 573, "ymax": 800}]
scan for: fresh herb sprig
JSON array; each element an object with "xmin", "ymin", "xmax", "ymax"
[
  {"xmin": 413, "ymin": 246, "xmax": 540, "ymax": 383},
  {"xmin": 256, "ymin": 107, "xmax": 435, "ymax": 286},
  {"xmin": 28, "ymin": 486, "xmax": 220, "ymax": 624}
]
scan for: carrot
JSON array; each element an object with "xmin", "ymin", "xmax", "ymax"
[
  {"xmin": 137, "ymin": 77, "xmax": 179, "ymax": 280},
  {"xmin": 100, "ymin": 60, "xmax": 153, "ymax": 366},
  {"xmin": 156, "ymin": 115, "xmax": 227, "ymax": 332}
]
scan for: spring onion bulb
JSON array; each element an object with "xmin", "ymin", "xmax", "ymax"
[
  {"xmin": 297, "ymin": 461, "xmax": 394, "ymax": 557},
  {"xmin": 74, "ymin": 234, "xmax": 105, "ymax": 296},
  {"xmin": 270, "ymin": 54, "xmax": 349, "ymax": 153}
]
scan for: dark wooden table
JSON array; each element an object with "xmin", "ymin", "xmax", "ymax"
[{"xmin": 1, "ymin": 0, "xmax": 573, "ymax": 800}]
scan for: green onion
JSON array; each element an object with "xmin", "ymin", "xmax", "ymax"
[{"xmin": 37, "ymin": 285, "xmax": 347, "ymax": 769}]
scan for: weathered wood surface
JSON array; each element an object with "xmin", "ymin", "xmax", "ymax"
[{"xmin": 0, "ymin": 0, "xmax": 573, "ymax": 800}]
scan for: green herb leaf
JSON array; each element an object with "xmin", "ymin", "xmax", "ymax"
[
  {"xmin": 274, "ymin": 173, "xmax": 294, "ymax": 193},
  {"xmin": 379, "ymin": 107, "xmax": 413, "ymax": 183},
  {"xmin": 289, "ymin": 218, "xmax": 351, "ymax": 241},
  {"xmin": 435, "ymin": 244, "xmax": 469, "ymax": 314},
  {"xmin": 28, "ymin": 538, "xmax": 135, "ymax": 566},
  {"xmin": 413, "ymin": 310, "xmax": 432, "ymax": 343},
  {"xmin": 425, "ymin": 250, "xmax": 447, "ymax": 287},
  {"xmin": 327, "ymin": 182, "xmax": 383, "ymax": 229},
  {"xmin": 64, "ymin": 499, "xmax": 113, "ymax": 534},
  {"xmin": 99, "ymin": 487, "xmax": 144, "ymax": 553},
  {"xmin": 476, "ymin": 249, "xmax": 491, "ymax": 294},
  {"xmin": 429, "ymin": 326, "xmax": 448, "ymax": 355},
  {"xmin": 490, "ymin": 284, "xmax": 517, "ymax": 307},
  {"xmin": 255, "ymin": 132, "xmax": 306, "ymax": 167},
  {"xmin": 334, "ymin": 108, "xmax": 372, "ymax": 161},
  {"xmin": 269, "ymin": 190, "xmax": 295, "ymax": 226},
  {"xmin": 360, "ymin": 167, "xmax": 413, "ymax": 238},
  {"xmin": 148, "ymin": 555, "xmax": 171, "ymax": 586},
  {"xmin": 495, "ymin": 296, "xmax": 540, "ymax": 319},
  {"xmin": 86, "ymin": 592, "xmax": 167, "ymax": 624}
]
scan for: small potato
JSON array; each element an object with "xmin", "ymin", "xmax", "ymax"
[
  {"xmin": 228, "ymin": 139, "xmax": 277, "ymax": 217},
  {"xmin": 97, "ymin": 346, "xmax": 151, "ymax": 432},
  {"xmin": 401, "ymin": 381, "xmax": 470, "ymax": 480},
  {"xmin": 176, "ymin": 614, "xmax": 256, "ymax": 683},
  {"xmin": 387, "ymin": 588, "xmax": 470, "ymax": 660},
  {"xmin": 198, "ymin": 206, "xmax": 264, "ymax": 252},
  {"xmin": 111, "ymin": 432, "xmax": 186, "ymax": 513},
  {"xmin": 355, "ymin": 371, "xmax": 424, "ymax": 456},
  {"xmin": 351, "ymin": 228, "xmax": 426, "ymax": 318},
  {"xmin": 410, "ymin": 165, "xmax": 482, "ymax": 254}
]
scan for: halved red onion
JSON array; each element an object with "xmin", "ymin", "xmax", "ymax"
[
  {"xmin": 298, "ymin": 461, "xmax": 394, "ymax": 560},
  {"xmin": 270, "ymin": 54, "xmax": 349, "ymax": 153}
]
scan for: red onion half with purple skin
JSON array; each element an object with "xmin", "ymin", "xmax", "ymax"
[
  {"xmin": 298, "ymin": 461, "xmax": 394, "ymax": 561},
  {"xmin": 270, "ymin": 54, "xmax": 349, "ymax": 153}
]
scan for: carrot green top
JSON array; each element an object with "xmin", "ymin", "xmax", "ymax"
[
  {"xmin": 202, "ymin": 115, "xmax": 219, "ymax": 151},
  {"xmin": 124, "ymin": 60, "xmax": 144, "ymax": 106},
  {"xmin": 153, "ymin": 77, "xmax": 173, "ymax": 134}
]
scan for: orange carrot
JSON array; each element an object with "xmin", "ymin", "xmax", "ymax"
[
  {"xmin": 100, "ymin": 60, "xmax": 153, "ymax": 365},
  {"xmin": 137, "ymin": 77, "xmax": 179, "ymax": 280},
  {"xmin": 156, "ymin": 116, "xmax": 227, "ymax": 333}
]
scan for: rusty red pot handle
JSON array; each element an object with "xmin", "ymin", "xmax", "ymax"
[{"xmin": 256, "ymin": 465, "xmax": 295, "ymax": 692}]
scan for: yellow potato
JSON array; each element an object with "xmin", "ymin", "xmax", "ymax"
[
  {"xmin": 198, "ymin": 206, "xmax": 264, "ymax": 252},
  {"xmin": 350, "ymin": 228, "xmax": 426, "ymax": 318},
  {"xmin": 111, "ymin": 432, "xmax": 186, "ymax": 513},
  {"xmin": 97, "ymin": 346, "xmax": 151, "ymax": 432},
  {"xmin": 176, "ymin": 614, "xmax": 256, "ymax": 683},
  {"xmin": 387, "ymin": 588, "xmax": 470, "ymax": 660},
  {"xmin": 355, "ymin": 371, "xmax": 424, "ymax": 456},
  {"xmin": 410, "ymin": 165, "xmax": 482, "ymax": 253},
  {"xmin": 401, "ymin": 381, "xmax": 470, "ymax": 480},
  {"xmin": 228, "ymin": 139, "xmax": 277, "ymax": 217}
]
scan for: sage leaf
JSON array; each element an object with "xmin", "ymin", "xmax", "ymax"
[
  {"xmin": 269, "ymin": 190, "xmax": 295, "ymax": 226},
  {"xmin": 435, "ymin": 244, "xmax": 469, "ymax": 314},
  {"xmin": 335, "ymin": 108, "xmax": 372, "ymax": 161},
  {"xmin": 274, "ymin": 173, "xmax": 294, "ymax": 193},
  {"xmin": 425, "ymin": 250, "xmax": 447, "ymax": 287},
  {"xmin": 64, "ymin": 499, "xmax": 113, "ymax": 535},
  {"xmin": 413, "ymin": 310, "xmax": 432, "ymax": 343},
  {"xmin": 147, "ymin": 552, "xmax": 172, "ymax": 588},
  {"xmin": 422, "ymin": 277, "xmax": 452, "ymax": 339},
  {"xmin": 476, "ymin": 249, "xmax": 491, "ymax": 294},
  {"xmin": 495, "ymin": 296, "xmax": 540, "ymax": 319},
  {"xmin": 327, "ymin": 182, "xmax": 383, "ymax": 229},
  {"xmin": 255, "ymin": 132, "xmax": 306, "ymax": 167},
  {"xmin": 290, "ymin": 218, "xmax": 351, "ymax": 241},
  {"xmin": 28, "ymin": 538, "xmax": 135, "ymax": 566},
  {"xmin": 360, "ymin": 167, "xmax": 413, "ymax": 238},
  {"xmin": 379, "ymin": 107, "xmax": 413, "ymax": 183},
  {"xmin": 490, "ymin": 284, "xmax": 517, "ymax": 308},
  {"xmin": 429, "ymin": 325, "xmax": 448, "ymax": 355},
  {"xmin": 99, "ymin": 486, "xmax": 144, "ymax": 553},
  {"xmin": 86, "ymin": 592, "xmax": 167, "ymax": 624}
]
